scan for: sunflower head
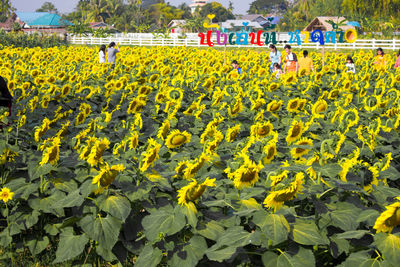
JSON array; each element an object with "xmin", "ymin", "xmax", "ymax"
[
  {"xmin": 165, "ymin": 130, "xmax": 191, "ymax": 149},
  {"xmin": 286, "ymin": 120, "xmax": 304, "ymax": 144},
  {"xmin": 251, "ymin": 121, "xmax": 274, "ymax": 139}
]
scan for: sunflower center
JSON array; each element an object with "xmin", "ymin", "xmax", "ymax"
[
  {"xmin": 258, "ymin": 126, "xmax": 270, "ymax": 136},
  {"xmin": 291, "ymin": 125, "xmax": 301, "ymax": 137},
  {"xmin": 241, "ymin": 169, "xmax": 256, "ymax": 182},
  {"xmin": 267, "ymin": 147, "xmax": 275, "ymax": 158},
  {"xmin": 171, "ymin": 134, "xmax": 187, "ymax": 146},
  {"xmin": 385, "ymin": 208, "xmax": 400, "ymax": 227},
  {"xmin": 290, "ymin": 101, "xmax": 298, "ymax": 109}
]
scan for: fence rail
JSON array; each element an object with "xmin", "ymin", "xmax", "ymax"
[{"xmin": 68, "ymin": 34, "xmax": 400, "ymax": 50}]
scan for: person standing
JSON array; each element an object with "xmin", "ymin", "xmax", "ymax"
[
  {"xmin": 298, "ymin": 50, "xmax": 314, "ymax": 75},
  {"xmin": 283, "ymin": 45, "xmax": 298, "ymax": 74},
  {"xmin": 269, "ymin": 44, "xmax": 281, "ymax": 73},
  {"xmin": 346, "ymin": 56, "xmax": 356, "ymax": 73},
  {"xmin": 107, "ymin": 42, "xmax": 119, "ymax": 67},
  {"xmin": 99, "ymin": 45, "xmax": 106, "ymax": 64},
  {"xmin": 373, "ymin": 48, "xmax": 386, "ymax": 71},
  {"xmin": 394, "ymin": 49, "xmax": 400, "ymax": 68},
  {"xmin": 232, "ymin": 60, "xmax": 242, "ymax": 74}
]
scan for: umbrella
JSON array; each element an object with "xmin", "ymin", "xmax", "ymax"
[{"xmin": 347, "ymin": 21, "xmax": 361, "ymax": 27}]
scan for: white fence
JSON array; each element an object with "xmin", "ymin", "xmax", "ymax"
[{"xmin": 68, "ymin": 33, "xmax": 400, "ymax": 50}]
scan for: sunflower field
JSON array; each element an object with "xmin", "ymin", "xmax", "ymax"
[{"xmin": 1, "ymin": 45, "xmax": 400, "ymax": 266}]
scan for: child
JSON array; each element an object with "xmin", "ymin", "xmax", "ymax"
[
  {"xmin": 99, "ymin": 45, "xmax": 106, "ymax": 63},
  {"xmin": 272, "ymin": 63, "xmax": 282, "ymax": 79},
  {"xmin": 298, "ymin": 50, "xmax": 314, "ymax": 75},
  {"xmin": 232, "ymin": 60, "xmax": 242, "ymax": 74},
  {"xmin": 373, "ymin": 48, "xmax": 386, "ymax": 71},
  {"xmin": 346, "ymin": 56, "xmax": 356, "ymax": 73},
  {"xmin": 283, "ymin": 45, "xmax": 298, "ymax": 73}
]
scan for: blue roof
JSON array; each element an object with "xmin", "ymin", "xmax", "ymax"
[
  {"xmin": 15, "ymin": 12, "xmax": 48, "ymax": 24},
  {"xmin": 15, "ymin": 12, "xmax": 72, "ymax": 27}
]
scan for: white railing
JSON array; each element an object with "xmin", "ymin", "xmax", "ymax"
[{"xmin": 68, "ymin": 34, "xmax": 400, "ymax": 50}]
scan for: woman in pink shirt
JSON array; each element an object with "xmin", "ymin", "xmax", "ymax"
[{"xmin": 395, "ymin": 50, "xmax": 400, "ymax": 68}]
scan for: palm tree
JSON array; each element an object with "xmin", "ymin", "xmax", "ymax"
[
  {"xmin": 83, "ymin": 0, "xmax": 108, "ymax": 23},
  {"xmin": 294, "ymin": 0, "xmax": 314, "ymax": 20}
]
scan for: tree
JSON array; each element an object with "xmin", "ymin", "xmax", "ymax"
[
  {"xmin": 0, "ymin": 0, "xmax": 14, "ymax": 22},
  {"xmin": 36, "ymin": 2, "xmax": 58, "ymax": 13},
  {"xmin": 247, "ymin": 0, "xmax": 287, "ymax": 14},
  {"xmin": 177, "ymin": 3, "xmax": 192, "ymax": 19},
  {"xmin": 147, "ymin": 3, "xmax": 184, "ymax": 28},
  {"xmin": 199, "ymin": 2, "xmax": 234, "ymax": 23}
]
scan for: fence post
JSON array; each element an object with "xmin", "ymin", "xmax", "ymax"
[
  {"xmin": 139, "ymin": 37, "xmax": 142, "ymax": 46},
  {"xmin": 372, "ymin": 39, "xmax": 376, "ymax": 49},
  {"xmin": 393, "ymin": 39, "xmax": 396, "ymax": 50},
  {"xmin": 334, "ymin": 42, "xmax": 337, "ymax": 50},
  {"xmin": 162, "ymin": 39, "xmax": 164, "ymax": 46},
  {"xmin": 185, "ymin": 38, "xmax": 188, "ymax": 47}
]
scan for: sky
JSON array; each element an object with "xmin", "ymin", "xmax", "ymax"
[{"xmin": 11, "ymin": 0, "xmax": 251, "ymax": 15}]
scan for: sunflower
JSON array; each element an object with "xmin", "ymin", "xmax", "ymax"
[
  {"xmin": 40, "ymin": 137, "xmax": 61, "ymax": 166},
  {"xmin": 373, "ymin": 197, "xmax": 400, "ymax": 233},
  {"xmin": 183, "ymin": 153, "xmax": 211, "ymax": 180},
  {"xmin": 263, "ymin": 143, "xmax": 277, "ymax": 164},
  {"xmin": 41, "ymin": 94, "xmax": 51, "ymax": 109},
  {"xmin": 328, "ymin": 89, "xmax": 340, "ymax": 99},
  {"xmin": 157, "ymin": 120, "xmax": 170, "ymax": 140},
  {"xmin": 263, "ymin": 172, "xmax": 304, "ymax": 211},
  {"xmin": 92, "ymin": 162, "xmax": 125, "ymax": 190},
  {"xmin": 0, "ymin": 187, "xmax": 14, "ymax": 203},
  {"xmin": 140, "ymin": 138, "xmax": 162, "ymax": 172},
  {"xmin": 287, "ymin": 98, "xmax": 300, "ymax": 113},
  {"xmin": 177, "ymin": 177, "xmax": 216, "ymax": 213},
  {"xmin": 34, "ymin": 118, "xmax": 51, "ymax": 142},
  {"xmin": 228, "ymin": 158, "xmax": 264, "ymax": 189},
  {"xmin": 268, "ymin": 82, "xmax": 279, "ymax": 91},
  {"xmin": 128, "ymin": 131, "xmax": 139, "ymax": 149},
  {"xmin": 127, "ymin": 98, "xmax": 146, "ymax": 114},
  {"xmin": 165, "ymin": 130, "xmax": 191, "ymax": 149},
  {"xmin": 0, "ymin": 148, "xmax": 18, "ymax": 164},
  {"xmin": 226, "ymin": 124, "xmax": 241, "ymax": 143},
  {"xmin": 267, "ymin": 100, "xmax": 283, "ymax": 113},
  {"xmin": 250, "ymin": 121, "xmax": 274, "ymax": 139},
  {"xmin": 312, "ymin": 99, "xmax": 328, "ymax": 117},
  {"xmin": 86, "ymin": 138, "xmax": 110, "ymax": 166},
  {"xmin": 339, "ymin": 108, "xmax": 359, "ymax": 132},
  {"xmin": 269, "ymin": 170, "xmax": 289, "ymax": 187},
  {"xmin": 290, "ymin": 137, "xmax": 313, "ymax": 159},
  {"xmin": 286, "ymin": 120, "xmax": 304, "ymax": 144}
]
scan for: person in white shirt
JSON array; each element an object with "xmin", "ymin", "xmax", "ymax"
[
  {"xmin": 346, "ymin": 56, "xmax": 356, "ymax": 73},
  {"xmin": 99, "ymin": 45, "xmax": 106, "ymax": 63}
]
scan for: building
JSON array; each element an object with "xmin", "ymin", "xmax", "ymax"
[
  {"xmin": 235, "ymin": 14, "xmax": 266, "ymax": 24},
  {"xmin": 168, "ymin": 20, "xmax": 187, "ymax": 33},
  {"xmin": 221, "ymin": 20, "xmax": 264, "ymax": 32},
  {"xmin": 190, "ymin": 0, "xmax": 209, "ymax": 13},
  {"xmin": 303, "ymin": 16, "xmax": 355, "ymax": 32},
  {"xmin": 14, "ymin": 12, "xmax": 72, "ymax": 36}
]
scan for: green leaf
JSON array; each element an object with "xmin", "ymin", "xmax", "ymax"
[
  {"xmin": 357, "ymin": 209, "xmax": 380, "ymax": 225},
  {"xmin": 374, "ymin": 233, "xmax": 400, "ymax": 266},
  {"xmin": 135, "ymin": 244, "xmax": 163, "ymax": 267},
  {"xmin": 313, "ymin": 163, "xmax": 342, "ymax": 178},
  {"xmin": 170, "ymin": 235, "xmax": 207, "ymax": 267},
  {"xmin": 180, "ymin": 204, "xmax": 198, "ymax": 228},
  {"xmin": 79, "ymin": 214, "xmax": 121, "ymax": 250},
  {"xmin": 53, "ymin": 228, "xmax": 88, "ymax": 263},
  {"xmin": 292, "ymin": 221, "xmax": 329, "ymax": 246},
  {"xmin": 336, "ymin": 230, "xmax": 369, "ymax": 239},
  {"xmin": 52, "ymin": 189, "xmax": 84, "ymax": 208},
  {"xmin": 262, "ymin": 248, "xmax": 315, "ymax": 267},
  {"xmin": 206, "ymin": 246, "xmax": 237, "ymax": 262},
  {"xmin": 339, "ymin": 251, "xmax": 380, "ymax": 267},
  {"xmin": 196, "ymin": 220, "xmax": 225, "ymax": 241},
  {"xmin": 262, "ymin": 251, "xmax": 278, "ymax": 266},
  {"xmin": 100, "ymin": 195, "xmax": 131, "ymax": 221},
  {"xmin": 206, "ymin": 227, "xmax": 252, "ymax": 262},
  {"xmin": 142, "ymin": 205, "xmax": 185, "ymax": 242},
  {"xmin": 26, "ymin": 236, "xmax": 49, "ymax": 255},
  {"xmin": 253, "ymin": 211, "xmax": 290, "ymax": 245}
]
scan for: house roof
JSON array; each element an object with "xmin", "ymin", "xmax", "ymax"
[
  {"xmin": 221, "ymin": 20, "xmax": 263, "ymax": 29},
  {"xmin": 235, "ymin": 14, "xmax": 266, "ymax": 21},
  {"xmin": 303, "ymin": 16, "xmax": 355, "ymax": 32},
  {"xmin": 15, "ymin": 12, "xmax": 72, "ymax": 27}
]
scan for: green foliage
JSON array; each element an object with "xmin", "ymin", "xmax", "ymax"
[
  {"xmin": 0, "ymin": 30, "xmax": 67, "ymax": 48},
  {"xmin": 248, "ymin": 0, "xmax": 287, "ymax": 14},
  {"xmin": 199, "ymin": 2, "xmax": 234, "ymax": 23},
  {"xmin": 35, "ymin": 1, "xmax": 58, "ymax": 14}
]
